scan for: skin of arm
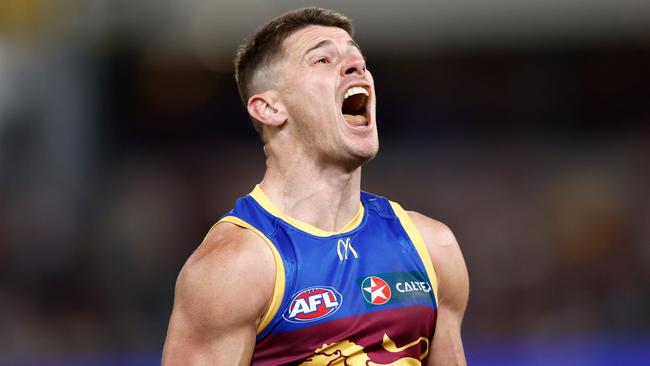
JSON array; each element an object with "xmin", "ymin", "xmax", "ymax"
[
  {"xmin": 161, "ymin": 222, "xmax": 276, "ymax": 366},
  {"xmin": 407, "ymin": 211, "xmax": 470, "ymax": 366}
]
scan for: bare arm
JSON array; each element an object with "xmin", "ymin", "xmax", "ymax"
[
  {"xmin": 162, "ymin": 222, "xmax": 276, "ymax": 365},
  {"xmin": 408, "ymin": 212, "xmax": 469, "ymax": 366}
]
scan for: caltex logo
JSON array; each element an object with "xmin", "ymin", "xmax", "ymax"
[
  {"xmin": 283, "ymin": 286, "xmax": 342, "ymax": 323},
  {"xmin": 361, "ymin": 276, "xmax": 392, "ymax": 305}
]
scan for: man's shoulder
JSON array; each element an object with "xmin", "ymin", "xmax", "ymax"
[
  {"xmin": 379, "ymin": 196, "xmax": 456, "ymax": 247},
  {"xmin": 187, "ymin": 222, "xmax": 268, "ymax": 270},
  {"xmin": 173, "ymin": 222, "xmax": 276, "ymax": 328},
  {"xmin": 405, "ymin": 211, "xmax": 457, "ymax": 249}
]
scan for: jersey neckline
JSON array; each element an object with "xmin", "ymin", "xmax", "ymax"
[{"xmin": 249, "ymin": 185, "xmax": 365, "ymax": 237}]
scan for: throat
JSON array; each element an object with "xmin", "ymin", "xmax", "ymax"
[{"xmin": 258, "ymin": 173, "xmax": 363, "ymax": 233}]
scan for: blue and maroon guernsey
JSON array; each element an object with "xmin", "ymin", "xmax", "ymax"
[{"xmin": 218, "ymin": 185, "xmax": 439, "ymax": 365}]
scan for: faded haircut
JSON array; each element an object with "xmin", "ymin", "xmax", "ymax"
[{"xmin": 234, "ymin": 7, "xmax": 354, "ymax": 137}]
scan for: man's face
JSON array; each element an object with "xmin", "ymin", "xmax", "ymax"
[{"xmin": 275, "ymin": 25, "xmax": 378, "ymax": 168}]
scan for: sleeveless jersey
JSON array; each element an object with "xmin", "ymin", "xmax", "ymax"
[{"xmin": 218, "ymin": 186, "xmax": 439, "ymax": 365}]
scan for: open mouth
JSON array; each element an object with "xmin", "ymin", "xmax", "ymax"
[{"xmin": 341, "ymin": 86, "xmax": 369, "ymax": 127}]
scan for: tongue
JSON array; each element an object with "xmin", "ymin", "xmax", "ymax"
[{"xmin": 343, "ymin": 114, "xmax": 368, "ymax": 127}]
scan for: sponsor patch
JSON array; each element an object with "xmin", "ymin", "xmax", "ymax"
[
  {"xmin": 283, "ymin": 286, "xmax": 343, "ymax": 323},
  {"xmin": 359, "ymin": 271, "xmax": 435, "ymax": 307}
]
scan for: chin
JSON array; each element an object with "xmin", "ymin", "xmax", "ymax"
[
  {"xmin": 343, "ymin": 142, "xmax": 379, "ymax": 169},
  {"xmin": 359, "ymin": 142, "xmax": 379, "ymax": 161}
]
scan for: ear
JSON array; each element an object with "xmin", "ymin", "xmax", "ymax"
[{"xmin": 247, "ymin": 91, "xmax": 287, "ymax": 127}]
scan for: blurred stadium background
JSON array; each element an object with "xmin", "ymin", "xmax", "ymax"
[{"xmin": 1, "ymin": 0, "xmax": 649, "ymax": 365}]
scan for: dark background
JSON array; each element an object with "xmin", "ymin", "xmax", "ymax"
[{"xmin": 1, "ymin": 1, "xmax": 649, "ymax": 364}]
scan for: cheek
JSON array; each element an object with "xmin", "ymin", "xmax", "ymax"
[
  {"xmin": 284, "ymin": 71, "xmax": 317, "ymax": 97},
  {"xmin": 281, "ymin": 69, "xmax": 336, "ymax": 119},
  {"xmin": 366, "ymin": 69, "xmax": 375, "ymax": 82}
]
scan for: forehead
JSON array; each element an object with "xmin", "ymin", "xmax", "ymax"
[{"xmin": 282, "ymin": 25, "xmax": 355, "ymax": 55}]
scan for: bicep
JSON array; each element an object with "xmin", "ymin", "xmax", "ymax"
[
  {"xmin": 162, "ymin": 297, "xmax": 257, "ymax": 365},
  {"xmin": 162, "ymin": 223, "xmax": 276, "ymax": 365},
  {"xmin": 427, "ymin": 302, "xmax": 466, "ymax": 366},
  {"xmin": 428, "ymin": 237, "xmax": 469, "ymax": 366},
  {"xmin": 427, "ymin": 228, "xmax": 469, "ymax": 366},
  {"xmin": 406, "ymin": 212, "xmax": 469, "ymax": 366}
]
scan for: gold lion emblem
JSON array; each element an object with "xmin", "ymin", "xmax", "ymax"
[{"xmin": 300, "ymin": 333, "xmax": 429, "ymax": 366}]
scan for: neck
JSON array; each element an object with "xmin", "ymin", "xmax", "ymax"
[{"xmin": 259, "ymin": 153, "xmax": 362, "ymax": 233}]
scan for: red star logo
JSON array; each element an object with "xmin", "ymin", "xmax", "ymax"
[{"xmin": 362, "ymin": 276, "xmax": 391, "ymax": 305}]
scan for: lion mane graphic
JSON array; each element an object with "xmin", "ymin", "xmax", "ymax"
[{"xmin": 299, "ymin": 333, "xmax": 430, "ymax": 366}]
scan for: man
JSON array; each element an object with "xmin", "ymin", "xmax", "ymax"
[{"xmin": 162, "ymin": 7, "xmax": 469, "ymax": 365}]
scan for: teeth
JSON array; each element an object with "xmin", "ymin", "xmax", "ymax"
[{"xmin": 344, "ymin": 86, "xmax": 369, "ymax": 100}]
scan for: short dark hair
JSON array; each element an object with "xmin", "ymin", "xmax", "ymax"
[{"xmin": 234, "ymin": 7, "xmax": 354, "ymax": 135}]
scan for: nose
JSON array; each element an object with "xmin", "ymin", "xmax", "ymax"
[{"xmin": 341, "ymin": 54, "xmax": 366, "ymax": 77}]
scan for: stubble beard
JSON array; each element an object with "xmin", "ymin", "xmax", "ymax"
[
  {"xmin": 289, "ymin": 107, "xmax": 379, "ymax": 173},
  {"xmin": 326, "ymin": 136, "xmax": 379, "ymax": 173}
]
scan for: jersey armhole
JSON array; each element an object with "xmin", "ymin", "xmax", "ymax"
[
  {"xmin": 213, "ymin": 215, "xmax": 286, "ymax": 335},
  {"xmin": 389, "ymin": 201, "xmax": 440, "ymax": 305}
]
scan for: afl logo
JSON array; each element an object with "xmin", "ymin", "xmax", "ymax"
[
  {"xmin": 283, "ymin": 286, "xmax": 343, "ymax": 323},
  {"xmin": 361, "ymin": 276, "xmax": 392, "ymax": 305}
]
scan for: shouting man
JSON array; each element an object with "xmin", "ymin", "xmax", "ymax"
[{"xmin": 163, "ymin": 7, "xmax": 469, "ymax": 366}]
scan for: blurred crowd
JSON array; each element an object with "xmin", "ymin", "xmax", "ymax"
[{"xmin": 1, "ymin": 0, "xmax": 649, "ymax": 362}]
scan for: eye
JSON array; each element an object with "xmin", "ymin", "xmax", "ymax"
[{"xmin": 315, "ymin": 58, "xmax": 329, "ymax": 64}]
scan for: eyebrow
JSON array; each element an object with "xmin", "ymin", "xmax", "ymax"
[{"xmin": 304, "ymin": 39, "xmax": 363, "ymax": 56}]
